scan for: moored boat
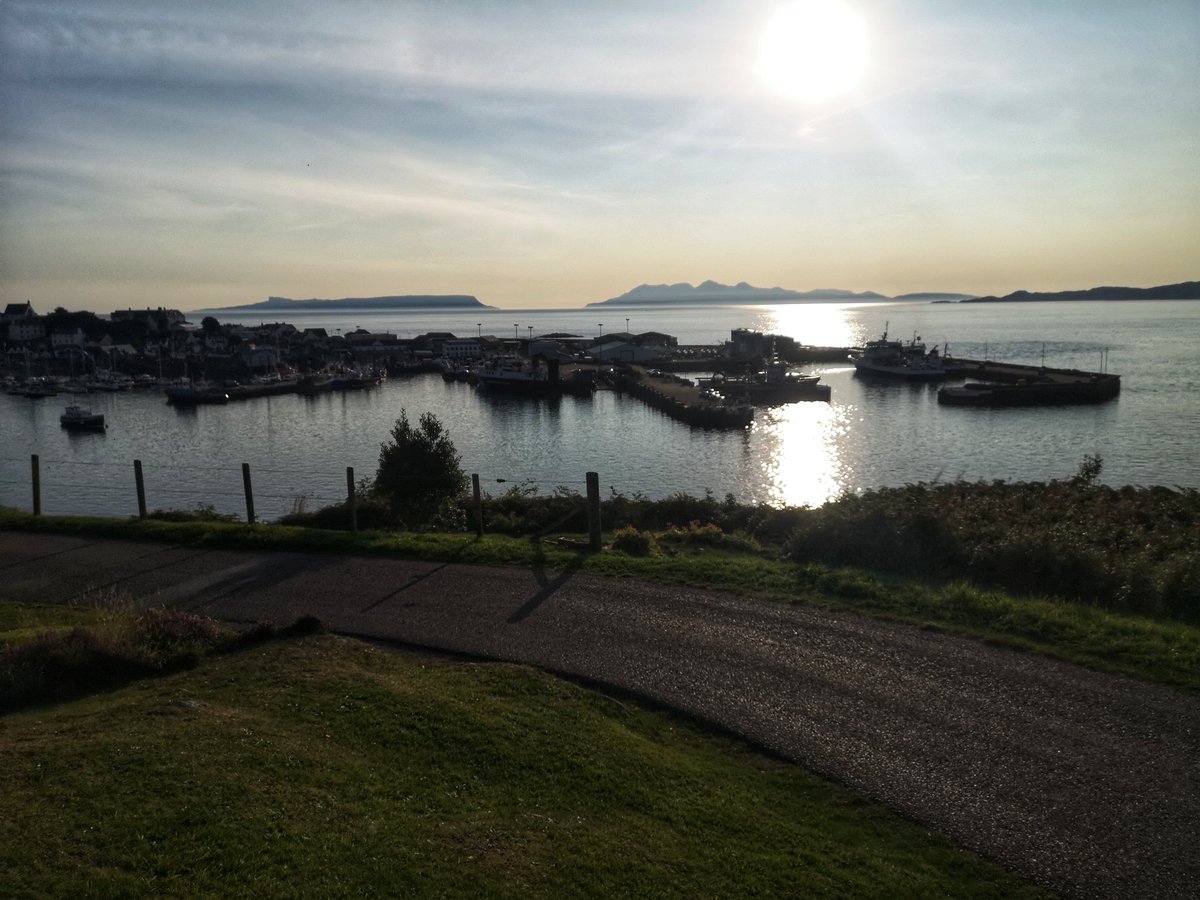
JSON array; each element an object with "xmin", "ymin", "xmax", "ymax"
[
  {"xmin": 165, "ymin": 379, "xmax": 230, "ymax": 405},
  {"xmin": 60, "ymin": 404, "xmax": 106, "ymax": 432},
  {"xmin": 475, "ymin": 355, "xmax": 593, "ymax": 397},
  {"xmin": 937, "ymin": 373, "xmax": 1121, "ymax": 407},
  {"xmin": 850, "ymin": 325, "xmax": 947, "ymax": 379}
]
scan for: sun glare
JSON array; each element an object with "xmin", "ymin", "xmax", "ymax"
[{"xmin": 758, "ymin": 0, "xmax": 868, "ymax": 103}]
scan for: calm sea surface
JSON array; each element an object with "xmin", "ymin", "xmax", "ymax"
[{"xmin": 2, "ymin": 300, "xmax": 1197, "ymax": 521}]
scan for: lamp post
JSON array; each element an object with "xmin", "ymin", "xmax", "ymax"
[
  {"xmin": 598, "ymin": 323, "xmax": 603, "ymax": 338},
  {"xmin": 625, "ymin": 317, "xmax": 629, "ymax": 334},
  {"xmin": 477, "ymin": 323, "xmax": 481, "ymax": 338},
  {"xmin": 527, "ymin": 325, "xmax": 532, "ymax": 340},
  {"xmin": 513, "ymin": 324, "xmax": 519, "ymax": 340}
]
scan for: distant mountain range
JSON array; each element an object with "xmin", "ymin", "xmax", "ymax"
[
  {"xmin": 205, "ymin": 281, "xmax": 1198, "ymax": 314},
  {"xmin": 586, "ymin": 281, "xmax": 895, "ymax": 307},
  {"xmin": 963, "ymin": 282, "xmax": 1200, "ymax": 302},
  {"xmin": 215, "ymin": 295, "xmax": 495, "ymax": 312},
  {"xmin": 586, "ymin": 280, "xmax": 1199, "ymax": 307}
]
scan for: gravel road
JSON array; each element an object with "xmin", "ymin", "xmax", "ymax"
[{"xmin": 2, "ymin": 532, "xmax": 1197, "ymax": 899}]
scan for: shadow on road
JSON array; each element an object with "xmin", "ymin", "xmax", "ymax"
[{"xmin": 508, "ymin": 539, "xmax": 590, "ymax": 624}]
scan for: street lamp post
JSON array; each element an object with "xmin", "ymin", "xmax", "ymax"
[
  {"xmin": 527, "ymin": 325, "xmax": 532, "ymax": 340},
  {"xmin": 477, "ymin": 323, "xmax": 481, "ymax": 338},
  {"xmin": 625, "ymin": 317, "xmax": 630, "ymax": 334},
  {"xmin": 514, "ymin": 324, "xmax": 519, "ymax": 340},
  {"xmin": 598, "ymin": 323, "xmax": 603, "ymax": 338}
]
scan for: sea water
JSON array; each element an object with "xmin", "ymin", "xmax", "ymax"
[{"xmin": 2, "ymin": 300, "xmax": 1197, "ymax": 521}]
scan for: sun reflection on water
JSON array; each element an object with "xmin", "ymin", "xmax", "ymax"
[
  {"xmin": 731, "ymin": 304, "xmax": 863, "ymax": 506},
  {"xmin": 752, "ymin": 399, "xmax": 856, "ymax": 507},
  {"xmin": 751, "ymin": 303, "xmax": 863, "ymax": 349}
]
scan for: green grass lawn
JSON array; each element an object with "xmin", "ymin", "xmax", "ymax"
[{"xmin": 0, "ymin": 626, "xmax": 1049, "ymax": 898}]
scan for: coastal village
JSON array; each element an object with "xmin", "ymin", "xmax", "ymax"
[
  {"xmin": 0, "ymin": 302, "xmax": 851, "ymax": 428},
  {"xmin": 2, "ymin": 302, "xmax": 1121, "ymax": 433}
]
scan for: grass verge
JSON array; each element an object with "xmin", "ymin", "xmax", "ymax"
[{"xmin": 0, "ymin": 624, "xmax": 1048, "ymax": 898}]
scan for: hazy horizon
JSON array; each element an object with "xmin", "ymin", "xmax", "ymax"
[{"xmin": 3, "ymin": 1, "xmax": 1198, "ymax": 314}]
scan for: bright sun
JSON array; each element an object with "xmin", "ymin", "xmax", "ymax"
[{"xmin": 758, "ymin": 0, "xmax": 868, "ymax": 103}]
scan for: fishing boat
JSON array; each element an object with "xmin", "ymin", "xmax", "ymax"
[
  {"xmin": 850, "ymin": 325, "xmax": 947, "ymax": 379},
  {"xmin": 475, "ymin": 355, "xmax": 594, "ymax": 397},
  {"xmin": 706, "ymin": 356, "xmax": 830, "ymax": 404},
  {"xmin": 60, "ymin": 404, "xmax": 106, "ymax": 432}
]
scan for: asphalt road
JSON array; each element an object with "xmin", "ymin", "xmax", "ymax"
[{"xmin": 3, "ymin": 531, "xmax": 1198, "ymax": 899}]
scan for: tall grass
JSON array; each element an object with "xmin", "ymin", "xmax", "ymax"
[
  {"xmin": 787, "ymin": 478, "xmax": 1199, "ymax": 622},
  {"xmin": 0, "ymin": 593, "xmax": 322, "ymax": 713}
]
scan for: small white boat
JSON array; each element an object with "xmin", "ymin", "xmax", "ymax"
[{"xmin": 60, "ymin": 405, "xmax": 106, "ymax": 432}]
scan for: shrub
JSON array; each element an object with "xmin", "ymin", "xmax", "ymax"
[
  {"xmin": 657, "ymin": 520, "xmax": 762, "ymax": 554},
  {"xmin": 481, "ymin": 484, "xmax": 587, "ymax": 536},
  {"xmin": 372, "ymin": 410, "xmax": 468, "ymax": 529},
  {"xmin": 148, "ymin": 504, "xmax": 240, "ymax": 523},
  {"xmin": 610, "ymin": 525, "xmax": 654, "ymax": 556},
  {"xmin": 277, "ymin": 494, "xmax": 393, "ymax": 531}
]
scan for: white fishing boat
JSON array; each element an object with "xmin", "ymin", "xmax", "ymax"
[{"xmin": 850, "ymin": 325, "xmax": 947, "ymax": 379}]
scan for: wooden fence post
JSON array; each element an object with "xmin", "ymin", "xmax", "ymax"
[
  {"xmin": 586, "ymin": 471, "xmax": 601, "ymax": 551},
  {"xmin": 31, "ymin": 454, "xmax": 41, "ymax": 516},
  {"xmin": 346, "ymin": 466, "xmax": 358, "ymax": 532},
  {"xmin": 242, "ymin": 463, "xmax": 256, "ymax": 524},
  {"xmin": 472, "ymin": 473, "xmax": 483, "ymax": 538},
  {"xmin": 134, "ymin": 459, "xmax": 147, "ymax": 518}
]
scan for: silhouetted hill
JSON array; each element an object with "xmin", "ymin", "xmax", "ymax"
[
  {"xmin": 965, "ymin": 282, "xmax": 1199, "ymax": 302},
  {"xmin": 586, "ymin": 281, "xmax": 889, "ymax": 307},
  {"xmin": 216, "ymin": 295, "xmax": 495, "ymax": 311},
  {"xmin": 893, "ymin": 292, "xmax": 978, "ymax": 302}
]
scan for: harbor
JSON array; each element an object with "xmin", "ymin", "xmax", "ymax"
[{"xmin": 1, "ymin": 300, "xmax": 1194, "ymax": 520}]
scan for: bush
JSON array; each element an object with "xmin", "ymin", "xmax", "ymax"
[
  {"xmin": 277, "ymin": 494, "xmax": 393, "ymax": 531},
  {"xmin": 610, "ymin": 526, "xmax": 654, "ymax": 556},
  {"xmin": 148, "ymin": 504, "xmax": 240, "ymax": 523},
  {"xmin": 657, "ymin": 520, "xmax": 762, "ymax": 554},
  {"xmin": 474, "ymin": 483, "xmax": 587, "ymax": 536},
  {"xmin": 372, "ymin": 410, "xmax": 468, "ymax": 529}
]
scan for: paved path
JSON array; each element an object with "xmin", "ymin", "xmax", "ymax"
[{"xmin": 3, "ymin": 532, "xmax": 1198, "ymax": 899}]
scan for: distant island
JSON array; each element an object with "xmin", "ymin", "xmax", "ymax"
[
  {"xmin": 586, "ymin": 281, "xmax": 893, "ymax": 307},
  {"xmin": 586, "ymin": 279, "xmax": 1199, "ymax": 307},
  {"xmin": 892, "ymin": 292, "xmax": 979, "ymax": 302},
  {"xmin": 963, "ymin": 282, "xmax": 1200, "ymax": 303},
  {"xmin": 208, "ymin": 295, "xmax": 495, "ymax": 312}
]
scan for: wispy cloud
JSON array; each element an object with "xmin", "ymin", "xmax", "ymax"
[{"xmin": 2, "ymin": 0, "xmax": 1197, "ymax": 308}]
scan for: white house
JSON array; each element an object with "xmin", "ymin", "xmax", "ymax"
[
  {"xmin": 8, "ymin": 317, "xmax": 45, "ymax": 343},
  {"xmin": 50, "ymin": 328, "xmax": 85, "ymax": 349}
]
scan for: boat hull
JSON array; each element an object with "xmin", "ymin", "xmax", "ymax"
[{"xmin": 938, "ymin": 377, "xmax": 1121, "ymax": 407}]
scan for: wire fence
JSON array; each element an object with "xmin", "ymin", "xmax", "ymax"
[{"xmin": 3, "ymin": 454, "xmax": 603, "ymax": 549}]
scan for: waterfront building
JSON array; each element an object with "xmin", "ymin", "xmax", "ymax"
[
  {"xmin": 442, "ymin": 338, "xmax": 481, "ymax": 359},
  {"xmin": 110, "ymin": 307, "xmax": 186, "ymax": 331}
]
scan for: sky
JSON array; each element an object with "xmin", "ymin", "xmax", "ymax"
[{"xmin": 1, "ymin": 0, "xmax": 1197, "ymax": 313}]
